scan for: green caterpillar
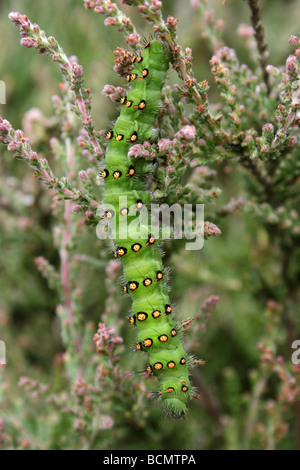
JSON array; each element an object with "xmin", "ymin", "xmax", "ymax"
[{"xmin": 101, "ymin": 39, "xmax": 193, "ymax": 418}]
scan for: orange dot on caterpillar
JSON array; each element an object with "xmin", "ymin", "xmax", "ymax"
[
  {"xmin": 133, "ymin": 100, "xmax": 146, "ymax": 110},
  {"xmin": 171, "ymin": 329, "xmax": 177, "ymax": 337},
  {"xmin": 152, "ymin": 310, "xmax": 161, "ymax": 319},
  {"xmin": 180, "ymin": 357, "xmax": 186, "ymax": 365},
  {"xmin": 139, "ymin": 69, "xmax": 149, "ymax": 81},
  {"xmin": 146, "ymin": 234, "xmax": 155, "ymax": 246},
  {"xmin": 167, "ymin": 361, "xmax": 176, "ymax": 369},
  {"xmin": 101, "ymin": 169, "xmax": 109, "ymax": 178},
  {"xmin": 154, "ymin": 362, "xmax": 163, "ymax": 371},
  {"xmin": 129, "ymin": 315, "xmax": 136, "ymax": 325},
  {"xmin": 125, "ymin": 100, "xmax": 133, "ymax": 108},
  {"xmin": 120, "ymin": 207, "xmax": 129, "ymax": 216},
  {"xmin": 181, "ymin": 385, "xmax": 188, "ymax": 392},
  {"xmin": 113, "ymin": 170, "xmax": 122, "ymax": 179},
  {"xmin": 120, "ymin": 96, "xmax": 127, "ymax": 105},
  {"xmin": 131, "ymin": 73, "xmax": 138, "ymax": 81},
  {"xmin": 104, "ymin": 210, "xmax": 115, "ymax": 219},
  {"xmin": 105, "ymin": 130, "xmax": 114, "ymax": 140},
  {"xmin": 155, "ymin": 270, "xmax": 163, "ymax": 282},
  {"xmin": 166, "ymin": 387, "xmax": 175, "ymax": 393},
  {"xmin": 126, "ymin": 165, "xmax": 135, "ymax": 177},
  {"xmin": 135, "ymin": 342, "xmax": 142, "ymax": 351},
  {"xmin": 137, "ymin": 312, "xmax": 148, "ymax": 321},
  {"xmin": 126, "ymin": 131, "xmax": 138, "ymax": 143},
  {"xmin": 164, "ymin": 304, "xmax": 172, "ymax": 315},
  {"xmin": 136, "ymin": 56, "xmax": 143, "ymax": 63},
  {"xmin": 146, "ymin": 364, "xmax": 153, "ymax": 375},
  {"xmin": 115, "ymin": 247, "xmax": 127, "ymax": 258},
  {"xmin": 143, "ymin": 278, "xmax": 152, "ymax": 287},
  {"xmin": 159, "ymin": 334, "xmax": 168, "ymax": 343},
  {"xmin": 131, "ymin": 243, "xmax": 142, "ymax": 252},
  {"xmin": 143, "ymin": 338, "xmax": 153, "ymax": 348},
  {"xmin": 116, "ymin": 134, "xmax": 124, "ymax": 141},
  {"xmin": 127, "ymin": 281, "xmax": 139, "ymax": 291},
  {"xmin": 134, "ymin": 200, "xmax": 143, "ymax": 212}
]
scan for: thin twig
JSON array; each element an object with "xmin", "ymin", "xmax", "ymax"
[{"xmin": 247, "ymin": 0, "xmax": 270, "ymax": 94}]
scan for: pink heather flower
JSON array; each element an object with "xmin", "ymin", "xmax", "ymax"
[
  {"xmin": 7, "ymin": 141, "xmax": 20, "ymax": 151},
  {"xmin": 203, "ymin": 221, "xmax": 222, "ymax": 237},
  {"xmin": 96, "ymin": 364, "xmax": 108, "ymax": 379},
  {"xmin": 116, "ymin": 86, "xmax": 126, "ymax": 95},
  {"xmin": 94, "ymin": 6, "xmax": 106, "ymax": 14},
  {"xmin": 126, "ymin": 33, "xmax": 140, "ymax": 45},
  {"xmin": 286, "ymin": 55, "xmax": 298, "ymax": 76},
  {"xmin": 262, "ymin": 123, "xmax": 274, "ymax": 133},
  {"xmin": 194, "ymin": 166, "xmax": 217, "ymax": 179},
  {"xmin": 289, "ymin": 35, "xmax": 300, "ymax": 47},
  {"xmin": 94, "ymin": 323, "xmax": 115, "ymax": 343},
  {"xmin": 71, "ymin": 204, "xmax": 82, "ymax": 213},
  {"xmin": 79, "ymin": 170, "xmax": 89, "ymax": 181},
  {"xmin": 0, "ymin": 119, "xmax": 12, "ymax": 135},
  {"xmin": 98, "ymin": 415, "xmax": 114, "ymax": 430},
  {"xmin": 216, "ymin": 19, "xmax": 224, "ymax": 32},
  {"xmin": 151, "ymin": 0, "xmax": 162, "ymax": 10},
  {"xmin": 237, "ymin": 23, "xmax": 254, "ymax": 39},
  {"xmin": 105, "ymin": 259, "xmax": 121, "ymax": 279},
  {"xmin": 167, "ymin": 16, "xmax": 178, "ymax": 29},
  {"xmin": 287, "ymin": 136, "xmax": 297, "ymax": 146},
  {"xmin": 49, "ymin": 137, "xmax": 59, "ymax": 148},
  {"xmin": 128, "ymin": 144, "xmax": 151, "ymax": 158},
  {"xmin": 29, "ymin": 151, "xmax": 38, "ymax": 161},
  {"xmin": 93, "ymin": 321, "xmax": 123, "ymax": 353},
  {"xmin": 8, "ymin": 12, "xmax": 31, "ymax": 30},
  {"xmin": 190, "ymin": 0, "xmax": 200, "ymax": 10},
  {"xmin": 68, "ymin": 55, "xmax": 78, "ymax": 66},
  {"xmin": 84, "ymin": 209, "xmax": 94, "ymax": 219},
  {"xmin": 158, "ymin": 138, "xmax": 174, "ymax": 152},
  {"xmin": 18, "ymin": 376, "xmax": 30, "ymax": 387},
  {"xmin": 266, "ymin": 65, "xmax": 281, "ymax": 78},
  {"xmin": 20, "ymin": 37, "xmax": 36, "ymax": 48},
  {"xmin": 110, "ymin": 335, "xmax": 123, "ymax": 344},
  {"xmin": 175, "ymin": 125, "xmax": 196, "ymax": 142},
  {"xmin": 72, "ymin": 63, "xmax": 84, "ymax": 84},
  {"xmin": 102, "ymin": 84, "xmax": 116, "ymax": 96},
  {"xmin": 216, "ymin": 46, "xmax": 237, "ymax": 63},
  {"xmin": 201, "ymin": 295, "xmax": 220, "ymax": 313},
  {"xmin": 104, "ymin": 17, "xmax": 117, "ymax": 26}
]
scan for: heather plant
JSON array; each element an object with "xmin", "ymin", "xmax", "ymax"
[{"xmin": 0, "ymin": 0, "xmax": 300, "ymax": 450}]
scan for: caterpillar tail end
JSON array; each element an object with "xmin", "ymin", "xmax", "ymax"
[{"xmin": 163, "ymin": 398, "xmax": 188, "ymax": 419}]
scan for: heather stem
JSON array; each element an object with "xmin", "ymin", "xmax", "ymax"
[
  {"xmin": 247, "ymin": 0, "xmax": 270, "ymax": 94},
  {"xmin": 243, "ymin": 375, "xmax": 267, "ymax": 449},
  {"xmin": 60, "ymin": 134, "xmax": 82, "ymax": 356}
]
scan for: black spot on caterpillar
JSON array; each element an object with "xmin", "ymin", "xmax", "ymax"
[{"xmin": 102, "ymin": 39, "xmax": 193, "ymax": 418}]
